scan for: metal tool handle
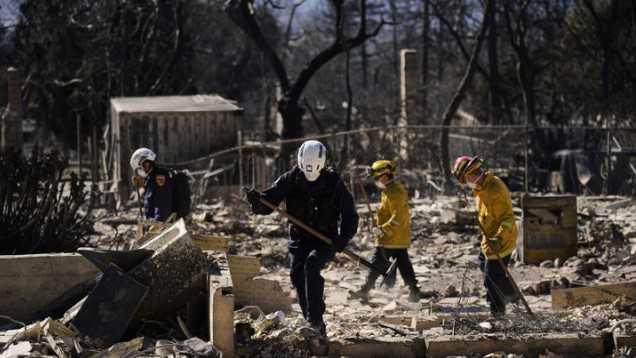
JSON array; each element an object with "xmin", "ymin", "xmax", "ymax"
[
  {"xmin": 478, "ymin": 222, "xmax": 535, "ymax": 317},
  {"xmin": 254, "ymin": 196, "xmax": 382, "ymax": 271},
  {"xmin": 234, "ymin": 192, "xmax": 386, "ymax": 275},
  {"xmin": 135, "ymin": 187, "xmax": 146, "ymax": 236},
  {"xmin": 497, "ymin": 256, "xmax": 534, "ymax": 317}
]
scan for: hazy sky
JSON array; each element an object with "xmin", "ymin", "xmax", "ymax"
[
  {"xmin": 0, "ymin": 0, "xmax": 20, "ymax": 26},
  {"xmin": 274, "ymin": 0, "xmax": 323, "ymax": 23}
]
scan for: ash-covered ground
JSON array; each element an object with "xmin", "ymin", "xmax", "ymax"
[{"xmin": 86, "ymin": 195, "xmax": 636, "ymax": 357}]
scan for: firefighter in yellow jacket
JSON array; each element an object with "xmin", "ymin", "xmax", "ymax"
[
  {"xmin": 452, "ymin": 155, "xmax": 518, "ymax": 316},
  {"xmin": 354, "ymin": 160, "xmax": 422, "ymax": 302}
]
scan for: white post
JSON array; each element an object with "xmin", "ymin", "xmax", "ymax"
[
  {"xmin": 399, "ymin": 49, "xmax": 417, "ymax": 161},
  {"xmin": 237, "ymin": 130, "xmax": 243, "ymax": 191},
  {"xmin": 210, "ymin": 287, "xmax": 234, "ymax": 358}
]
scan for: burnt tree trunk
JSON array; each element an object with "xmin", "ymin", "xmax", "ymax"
[
  {"xmin": 225, "ymin": 0, "xmax": 384, "ymax": 170},
  {"xmin": 278, "ymin": 100, "xmax": 305, "ymax": 159},
  {"xmin": 421, "ymin": 0, "xmax": 430, "ymax": 123},
  {"xmin": 487, "ymin": 0, "xmax": 502, "ymax": 124},
  {"xmin": 439, "ymin": 0, "xmax": 492, "ymax": 190},
  {"xmin": 503, "ymin": 1, "xmax": 537, "ymax": 127}
]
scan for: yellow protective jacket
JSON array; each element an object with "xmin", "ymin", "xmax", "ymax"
[
  {"xmin": 376, "ymin": 180, "xmax": 411, "ymax": 249},
  {"xmin": 474, "ymin": 172, "xmax": 518, "ymax": 259}
]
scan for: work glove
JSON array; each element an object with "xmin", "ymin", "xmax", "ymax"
[
  {"xmin": 244, "ymin": 187, "xmax": 262, "ymax": 206},
  {"xmin": 331, "ymin": 236, "xmax": 347, "ymax": 253},
  {"xmin": 131, "ymin": 175, "xmax": 144, "ymax": 189},
  {"xmin": 147, "ymin": 223, "xmax": 163, "ymax": 235},
  {"xmin": 142, "ymin": 221, "xmax": 162, "ymax": 236},
  {"xmin": 485, "ymin": 237, "xmax": 501, "ymax": 253},
  {"xmin": 371, "ymin": 226, "xmax": 384, "ymax": 238}
]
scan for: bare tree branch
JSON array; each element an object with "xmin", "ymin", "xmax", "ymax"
[
  {"xmin": 265, "ymin": 0, "xmax": 286, "ymax": 10},
  {"xmin": 439, "ymin": 0, "xmax": 493, "ymax": 189},
  {"xmin": 288, "ymin": 0, "xmax": 385, "ymax": 104},
  {"xmin": 281, "ymin": 0, "xmax": 306, "ymax": 63},
  {"xmin": 431, "ymin": 0, "xmax": 490, "ymax": 79},
  {"xmin": 303, "ymin": 97, "xmax": 326, "ymax": 134},
  {"xmin": 225, "ymin": 0, "xmax": 291, "ymax": 91}
]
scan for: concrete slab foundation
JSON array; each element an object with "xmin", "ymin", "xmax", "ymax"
[
  {"xmin": 0, "ymin": 253, "xmax": 99, "ymax": 321},
  {"xmin": 425, "ymin": 333, "xmax": 609, "ymax": 358}
]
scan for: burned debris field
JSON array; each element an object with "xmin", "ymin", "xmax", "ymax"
[{"xmin": 2, "ymin": 0, "xmax": 636, "ymax": 357}]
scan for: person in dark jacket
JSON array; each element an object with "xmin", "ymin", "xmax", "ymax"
[
  {"xmin": 245, "ymin": 140, "xmax": 359, "ymax": 336},
  {"xmin": 130, "ymin": 147, "xmax": 174, "ymax": 222}
]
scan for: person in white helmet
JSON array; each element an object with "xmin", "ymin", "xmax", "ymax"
[
  {"xmin": 245, "ymin": 140, "xmax": 359, "ymax": 336},
  {"xmin": 130, "ymin": 147, "xmax": 174, "ymax": 222}
]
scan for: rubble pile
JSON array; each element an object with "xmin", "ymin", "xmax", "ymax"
[
  {"xmin": 430, "ymin": 304, "xmax": 631, "ymax": 336},
  {"xmin": 1, "ymin": 219, "xmax": 217, "ymax": 358},
  {"xmin": 578, "ymin": 198, "xmax": 636, "ymax": 264},
  {"xmin": 233, "ymin": 307, "xmax": 313, "ymax": 357},
  {"xmin": 4, "ymin": 195, "xmax": 636, "ymax": 357},
  {"xmin": 1, "ymin": 320, "xmax": 220, "ymax": 357}
]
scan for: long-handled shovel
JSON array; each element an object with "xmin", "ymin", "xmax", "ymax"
[
  {"xmin": 135, "ymin": 187, "xmax": 146, "ymax": 243},
  {"xmin": 477, "ymin": 222, "xmax": 534, "ymax": 317},
  {"xmin": 234, "ymin": 193, "xmax": 395, "ymax": 281}
]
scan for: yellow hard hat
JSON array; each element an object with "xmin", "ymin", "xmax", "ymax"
[{"xmin": 369, "ymin": 160, "xmax": 397, "ymax": 179}]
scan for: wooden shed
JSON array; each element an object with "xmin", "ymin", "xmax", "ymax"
[{"xmin": 110, "ymin": 94, "xmax": 242, "ymax": 202}]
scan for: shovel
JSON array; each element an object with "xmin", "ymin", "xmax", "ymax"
[
  {"xmin": 135, "ymin": 187, "xmax": 145, "ymax": 238},
  {"xmin": 234, "ymin": 193, "xmax": 395, "ymax": 280}
]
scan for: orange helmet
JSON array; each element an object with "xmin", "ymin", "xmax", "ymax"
[{"xmin": 452, "ymin": 155, "xmax": 483, "ymax": 184}]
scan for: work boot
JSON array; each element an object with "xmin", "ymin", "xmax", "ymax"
[
  {"xmin": 310, "ymin": 321, "xmax": 327, "ymax": 336},
  {"xmin": 408, "ymin": 287, "xmax": 422, "ymax": 302},
  {"xmin": 298, "ymin": 323, "xmax": 329, "ymax": 356},
  {"xmin": 351, "ymin": 284, "xmax": 372, "ymax": 301},
  {"xmin": 504, "ymin": 293, "xmax": 520, "ymax": 305},
  {"xmin": 490, "ymin": 302, "xmax": 506, "ymax": 318}
]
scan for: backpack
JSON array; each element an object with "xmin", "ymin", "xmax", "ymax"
[{"xmin": 170, "ymin": 169, "xmax": 192, "ymax": 219}]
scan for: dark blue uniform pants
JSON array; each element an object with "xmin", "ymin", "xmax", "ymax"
[
  {"xmin": 364, "ymin": 247, "xmax": 418, "ymax": 290},
  {"xmin": 289, "ymin": 244, "xmax": 334, "ymax": 325},
  {"xmin": 478, "ymin": 252, "xmax": 515, "ymax": 314}
]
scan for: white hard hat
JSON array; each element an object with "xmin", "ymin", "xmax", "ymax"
[
  {"xmin": 297, "ymin": 140, "xmax": 326, "ymax": 182},
  {"xmin": 130, "ymin": 147, "xmax": 157, "ymax": 171}
]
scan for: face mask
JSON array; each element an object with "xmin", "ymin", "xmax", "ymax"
[
  {"xmin": 466, "ymin": 181, "xmax": 477, "ymax": 189},
  {"xmin": 303, "ymin": 170, "xmax": 320, "ymax": 182},
  {"xmin": 375, "ymin": 181, "xmax": 386, "ymax": 189},
  {"xmin": 136, "ymin": 168, "xmax": 149, "ymax": 178}
]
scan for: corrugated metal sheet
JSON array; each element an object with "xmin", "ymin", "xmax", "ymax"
[{"xmin": 111, "ymin": 94, "xmax": 242, "ymax": 113}]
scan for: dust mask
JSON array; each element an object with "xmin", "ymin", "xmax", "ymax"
[
  {"xmin": 136, "ymin": 168, "xmax": 148, "ymax": 178},
  {"xmin": 375, "ymin": 181, "xmax": 386, "ymax": 189}
]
